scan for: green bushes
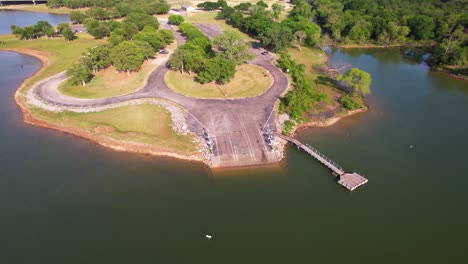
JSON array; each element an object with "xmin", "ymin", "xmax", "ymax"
[
  {"xmin": 338, "ymin": 95, "xmax": 361, "ymax": 110},
  {"xmin": 168, "ymin": 15, "xmax": 184, "ymax": 25},
  {"xmin": 277, "ymin": 53, "xmax": 324, "ymax": 121},
  {"xmin": 283, "ymin": 120, "xmax": 295, "ymax": 135}
]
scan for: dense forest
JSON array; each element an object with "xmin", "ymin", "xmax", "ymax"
[{"xmin": 215, "ymin": 0, "xmax": 466, "ymax": 68}]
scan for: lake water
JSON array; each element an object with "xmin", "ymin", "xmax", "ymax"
[
  {"xmin": 0, "ymin": 10, "xmax": 69, "ymax": 34},
  {"xmin": 1, "ymin": 32, "xmax": 468, "ymax": 264}
]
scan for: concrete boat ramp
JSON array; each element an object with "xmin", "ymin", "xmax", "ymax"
[{"xmin": 274, "ymin": 133, "xmax": 368, "ymax": 191}]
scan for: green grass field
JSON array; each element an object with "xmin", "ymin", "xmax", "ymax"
[
  {"xmin": 58, "ymin": 61, "xmax": 157, "ymax": 99},
  {"xmin": 1, "ymin": 34, "xmax": 197, "ymax": 155},
  {"xmin": 165, "ymin": 64, "xmax": 272, "ymax": 98},
  {"xmin": 0, "ymin": 33, "xmax": 106, "ymax": 95},
  {"xmin": 35, "ymin": 104, "xmax": 198, "ymax": 154},
  {"xmin": 286, "ymin": 47, "xmax": 327, "ymax": 79}
]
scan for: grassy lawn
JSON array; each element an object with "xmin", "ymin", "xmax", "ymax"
[
  {"xmin": 58, "ymin": 60, "xmax": 157, "ymax": 99},
  {"xmin": 0, "ymin": 4, "xmax": 82, "ymax": 14},
  {"xmin": 36, "ymin": 104, "xmax": 198, "ymax": 154},
  {"xmin": 0, "ymin": 34, "xmax": 196, "ymax": 154},
  {"xmin": 0, "ymin": 33, "xmax": 106, "ymax": 95},
  {"xmin": 165, "ymin": 64, "xmax": 272, "ymax": 98},
  {"xmin": 286, "ymin": 47, "xmax": 327, "ymax": 80},
  {"xmin": 286, "ymin": 46, "xmax": 346, "ymax": 118}
]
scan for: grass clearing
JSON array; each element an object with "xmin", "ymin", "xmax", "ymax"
[
  {"xmin": 35, "ymin": 104, "xmax": 198, "ymax": 154},
  {"xmin": 1, "ymin": 23, "xmax": 197, "ymax": 155},
  {"xmin": 286, "ymin": 47, "xmax": 327, "ymax": 80},
  {"xmin": 58, "ymin": 60, "xmax": 157, "ymax": 99},
  {"xmin": 0, "ymin": 4, "xmax": 83, "ymax": 14},
  {"xmin": 0, "ymin": 33, "xmax": 106, "ymax": 95},
  {"xmin": 165, "ymin": 64, "xmax": 272, "ymax": 98},
  {"xmin": 286, "ymin": 47, "xmax": 347, "ymax": 119}
]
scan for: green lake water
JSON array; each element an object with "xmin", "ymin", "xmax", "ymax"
[{"xmin": 1, "ymin": 46, "xmax": 467, "ymax": 263}]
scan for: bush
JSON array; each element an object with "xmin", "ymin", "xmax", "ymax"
[
  {"xmin": 168, "ymin": 15, "xmax": 184, "ymax": 25},
  {"xmin": 338, "ymin": 95, "xmax": 361, "ymax": 110},
  {"xmin": 278, "ymin": 52, "xmax": 324, "ymax": 121},
  {"xmin": 283, "ymin": 120, "xmax": 295, "ymax": 135}
]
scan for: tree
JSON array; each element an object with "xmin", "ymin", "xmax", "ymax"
[
  {"xmin": 256, "ymin": 1, "xmax": 268, "ymax": 8},
  {"xmin": 66, "ymin": 63, "xmax": 92, "ymax": 86},
  {"xmin": 272, "ymin": 3, "xmax": 284, "ymax": 20},
  {"xmin": 293, "ymin": 31, "xmax": 306, "ymax": 51},
  {"xmin": 57, "ymin": 23, "xmax": 76, "ymax": 42},
  {"xmin": 197, "ymin": 55, "xmax": 236, "ymax": 84},
  {"xmin": 134, "ymin": 40, "xmax": 155, "ymax": 60},
  {"xmin": 169, "ymin": 45, "xmax": 206, "ymax": 74},
  {"xmin": 408, "ymin": 15, "xmax": 435, "ymax": 40},
  {"xmin": 36, "ymin": 21, "xmax": 54, "ymax": 38},
  {"xmin": 108, "ymin": 33, "xmax": 125, "ymax": 46},
  {"xmin": 90, "ymin": 23, "xmax": 111, "ymax": 39},
  {"xmin": 168, "ymin": 15, "xmax": 184, "ymax": 25},
  {"xmin": 121, "ymin": 22, "xmax": 139, "ymax": 40},
  {"xmin": 212, "ymin": 30, "xmax": 253, "ymax": 64},
  {"xmin": 124, "ymin": 12, "xmax": 159, "ymax": 30},
  {"xmin": 84, "ymin": 45, "xmax": 111, "ymax": 73},
  {"xmin": 258, "ymin": 24, "xmax": 293, "ymax": 51},
  {"xmin": 337, "ymin": 68, "xmax": 372, "ymax": 96},
  {"xmin": 133, "ymin": 26, "xmax": 164, "ymax": 50},
  {"xmin": 159, "ymin": 29, "xmax": 175, "ymax": 44},
  {"xmin": 110, "ymin": 41, "xmax": 144, "ymax": 75},
  {"xmin": 70, "ymin": 11, "xmax": 88, "ymax": 24}
]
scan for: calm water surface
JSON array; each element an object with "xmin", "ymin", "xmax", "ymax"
[
  {"xmin": 1, "ymin": 46, "xmax": 467, "ymax": 263},
  {"xmin": 0, "ymin": 10, "xmax": 69, "ymax": 34}
]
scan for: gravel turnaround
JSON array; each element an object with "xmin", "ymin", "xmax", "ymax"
[{"xmin": 30, "ymin": 23, "xmax": 289, "ymax": 168}]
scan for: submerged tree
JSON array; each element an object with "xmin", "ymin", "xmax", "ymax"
[{"xmin": 337, "ymin": 68, "xmax": 372, "ymax": 96}]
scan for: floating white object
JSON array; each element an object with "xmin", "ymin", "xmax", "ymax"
[
  {"xmin": 205, "ymin": 234, "xmax": 212, "ymax": 239},
  {"xmin": 410, "ymin": 145, "xmax": 414, "ymax": 149}
]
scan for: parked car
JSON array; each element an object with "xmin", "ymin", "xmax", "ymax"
[
  {"xmin": 261, "ymin": 51, "xmax": 268, "ymax": 55},
  {"xmin": 159, "ymin": 49, "xmax": 169, "ymax": 54}
]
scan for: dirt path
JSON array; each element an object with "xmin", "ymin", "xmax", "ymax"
[{"xmin": 30, "ymin": 23, "xmax": 289, "ymax": 168}]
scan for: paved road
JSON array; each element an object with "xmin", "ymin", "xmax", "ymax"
[{"xmin": 33, "ymin": 23, "xmax": 289, "ymax": 167}]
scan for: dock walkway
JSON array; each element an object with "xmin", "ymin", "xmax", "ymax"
[{"xmin": 275, "ymin": 133, "xmax": 368, "ymax": 191}]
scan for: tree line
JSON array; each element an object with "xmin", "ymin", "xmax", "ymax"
[
  {"xmin": 67, "ymin": 0, "xmax": 170, "ymax": 25},
  {"xmin": 168, "ymin": 23, "xmax": 252, "ymax": 85},
  {"xmin": 299, "ymin": 0, "xmax": 467, "ymax": 67},
  {"xmin": 10, "ymin": 21, "xmax": 76, "ymax": 41},
  {"xmin": 216, "ymin": 0, "xmax": 321, "ymax": 51},
  {"xmin": 47, "ymin": 0, "xmax": 170, "ymax": 15},
  {"xmin": 66, "ymin": 19, "xmax": 174, "ymax": 86}
]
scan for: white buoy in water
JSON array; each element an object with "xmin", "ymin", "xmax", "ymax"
[
  {"xmin": 205, "ymin": 234, "xmax": 212, "ymax": 239},
  {"xmin": 410, "ymin": 145, "xmax": 414, "ymax": 149}
]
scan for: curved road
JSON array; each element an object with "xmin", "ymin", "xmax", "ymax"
[{"xmin": 33, "ymin": 24, "xmax": 289, "ymax": 167}]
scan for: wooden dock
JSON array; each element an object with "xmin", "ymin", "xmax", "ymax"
[{"xmin": 274, "ymin": 133, "xmax": 368, "ymax": 191}]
